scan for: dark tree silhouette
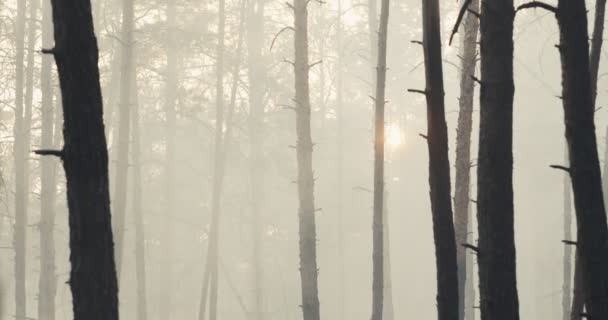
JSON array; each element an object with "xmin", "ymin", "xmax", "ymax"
[
  {"xmin": 43, "ymin": 0, "xmax": 119, "ymax": 318},
  {"xmin": 419, "ymin": 0, "xmax": 459, "ymax": 318},
  {"xmin": 476, "ymin": 0, "xmax": 520, "ymax": 319}
]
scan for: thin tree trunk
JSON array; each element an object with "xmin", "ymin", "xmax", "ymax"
[
  {"xmin": 371, "ymin": 0, "xmax": 388, "ymax": 318},
  {"xmin": 13, "ymin": 0, "xmax": 32, "ymax": 316},
  {"xmin": 112, "ymin": 0, "xmax": 135, "ymax": 278},
  {"xmin": 569, "ymin": 0, "xmax": 607, "ymax": 316},
  {"xmin": 159, "ymin": 0, "xmax": 178, "ymax": 318},
  {"xmin": 293, "ymin": 0, "xmax": 321, "ymax": 319},
  {"xmin": 336, "ymin": 1, "xmax": 345, "ymax": 319},
  {"xmin": 198, "ymin": 1, "xmax": 226, "ymax": 319},
  {"xmin": 476, "ymin": 0, "xmax": 520, "ymax": 319},
  {"xmin": 555, "ymin": 0, "xmax": 608, "ymax": 317},
  {"xmin": 246, "ymin": 0, "xmax": 265, "ymax": 317},
  {"xmin": 131, "ymin": 63, "xmax": 148, "ymax": 320},
  {"xmin": 562, "ymin": 148, "xmax": 573, "ymax": 320},
  {"xmin": 38, "ymin": 0, "xmax": 57, "ymax": 317},
  {"xmin": 47, "ymin": 0, "xmax": 119, "ymax": 317},
  {"xmin": 454, "ymin": 1, "xmax": 479, "ymax": 319},
  {"xmin": 382, "ymin": 192, "xmax": 394, "ymax": 320},
  {"xmin": 420, "ymin": 0, "xmax": 459, "ymax": 319},
  {"xmin": 464, "ymin": 208, "xmax": 475, "ymax": 320}
]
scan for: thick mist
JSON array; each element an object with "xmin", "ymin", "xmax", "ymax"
[{"xmin": 0, "ymin": 0, "xmax": 605, "ymax": 319}]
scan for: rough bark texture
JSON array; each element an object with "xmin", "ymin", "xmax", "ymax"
[
  {"xmin": 159, "ymin": 0, "xmax": 178, "ymax": 318},
  {"xmin": 293, "ymin": 1, "xmax": 321, "ymax": 319},
  {"xmin": 421, "ymin": 0, "xmax": 459, "ymax": 319},
  {"xmin": 556, "ymin": 0, "xmax": 608, "ymax": 317},
  {"xmin": 562, "ymin": 149, "xmax": 572, "ymax": 320},
  {"xmin": 590, "ymin": 0, "xmax": 606, "ymax": 108},
  {"xmin": 38, "ymin": 0, "xmax": 58, "ymax": 318},
  {"xmin": 371, "ymin": 0, "xmax": 388, "ymax": 319},
  {"xmin": 49, "ymin": 0, "xmax": 119, "ymax": 318},
  {"xmin": 112, "ymin": 0, "xmax": 135, "ymax": 277},
  {"xmin": 570, "ymin": 253, "xmax": 584, "ymax": 320},
  {"xmin": 454, "ymin": 1, "xmax": 479, "ymax": 319},
  {"xmin": 12, "ymin": 0, "xmax": 27, "ymax": 316},
  {"xmin": 477, "ymin": 0, "xmax": 520, "ymax": 319},
  {"xmin": 246, "ymin": 0, "xmax": 265, "ymax": 317}
]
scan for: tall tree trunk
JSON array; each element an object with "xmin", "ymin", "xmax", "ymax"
[
  {"xmin": 247, "ymin": 0, "xmax": 265, "ymax": 317},
  {"xmin": 420, "ymin": 0, "xmax": 459, "ymax": 319},
  {"xmin": 464, "ymin": 209, "xmax": 475, "ymax": 320},
  {"xmin": 562, "ymin": 149, "xmax": 573, "ymax": 320},
  {"xmin": 382, "ymin": 192, "xmax": 394, "ymax": 320},
  {"xmin": 293, "ymin": 0, "xmax": 321, "ymax": 319},
  {"xmin": 371, "ymin": 0, "xmax": 388, "ymax": 319},
  {"xmin": 131, "ymin": 62, "xmax": 148, "ymax": 320},
  {"xmin": 13, "ymin": 0, "xmax": 34, "ymax": 315},
  {"xmin": 198, "ymin": 1, "xmax": 226, "ymax": 319},
  {"xmin": 368, "ymin": 0, "xmax": 377, "ymax": 82},
  {"xmin": 476, "ymin": 0, "xmax": 520, "ymax": 319},
  {"xmin": 336, "ymin": 1, "xmax": 345, "ymax": 319},
  {"xmin": 569, "ymin": 0, "xmax": 607, "ymax": 317},
  {"xmin": 46, "ymin": 0, "xmax": 119, "ymax": 317},
  {"xmin": 555, "ymin": 0, "xmax": 608, "ymax": 317},
  {"xmin": 112, "ymin": 0, "xmax": 135, "ymax": 278},
  {"xmin": 453, "ymin": 1, "xmax": 479, "ymax": 319},
  {"xmin": 38, "ymin": 0, "xmax": 57, "ymax": 318},
  {"xmin": 159, "ymin": 0, "xmax": 178, "ymax": 318}
]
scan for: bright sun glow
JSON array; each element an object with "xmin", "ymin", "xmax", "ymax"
[{"xmin": 386, "ymin": 123, "xmax": 404, "ymax": 150}]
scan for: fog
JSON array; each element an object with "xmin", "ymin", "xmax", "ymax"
[{"xmin": 0, "ymin": 0, "xmax": 603, "ymax": 319}]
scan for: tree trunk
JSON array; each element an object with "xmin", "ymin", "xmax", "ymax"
[
  {"xmin": 38, "ymin": 0, "xmax": 57, "ymax": 318},
  {"xmin": 47, "ymin": 0, "xmax": 119, "ymax": 318},
  {"xmin": 131, "ymin": 63, "xmax": 148, "ymax": 320},
  {"xmin": 371, "ymin": 0, "xmax": 388, "ymax": 319},
  {"xmin": 420, "ymin": 0, "xmax": 460, "ymax": 319},
  {"xmin": 112, "ymin": 0, "xmax": 135, "ymax": 278},
  {"xmin": 13, "ymin": 0, "xmax": 28, "ymax": 316},
  {"xmin": 159, "ymin": 0, "xmax": 178, "ymax": 318},
  {"xmin": 562, "ymin": 148, "xmax": 573, "ymax": 320},
  {"xmin": 566, "ymin": 0, "xmax": 606, "ymax": 315},
  {"xmin": 454, "ymin": 1, "xmax": 479, "ymax": 319},
  {"xmin": 464, "ymin": 209, "xmax": 475, "ymax": 320},
  {"xmin": 383, "ymin": 192, "xmax": 394, "ymax": 320},
  {"xmin": 476, "ymin": 0, "xmax": 520, "ymax": 319},
  {"xmin": 556, "ymin": 0, "xmax": 608, "ymax": 317},
  {"xmin": 198, "ymin": 1, "xmax": 226, "ymax": 319},
  {"xmin": 336, "ymin": 1, "xmax": 345, "ymax": 319},
  {"xmin": 246, "ymin": 0, "xmax": 265, "ymax": 317},
  {"xmin": 293, "ymin": 0, "xmax": 321, "ymax": 319}
]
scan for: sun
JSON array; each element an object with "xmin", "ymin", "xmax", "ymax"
[{"xmin": 386, "ymin": 123, "xmax": 404, "ymax": 150}]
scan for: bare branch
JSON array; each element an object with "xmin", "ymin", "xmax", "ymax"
[
  {"xmin": 411, "ymin": 40, "xmax": 423, "ymax": 46},
  {"xmin": 515, "ymin": 1, "xmax": 557, "ymax": 14},
  {"xmin": 419, "ymin": 133, "xmax": 428, "ymax": 140},
  {"xmin": 309, "ymin": 60, "xmax": 323, "ymax": 69},
  {"xmin": 461, "ymin": 243, "xmax": 480, "ymax": 254},
  {"xmin": 407, "ymin": 88, "xmax": 428, "ymax": 95},
  {"xmin": 562, "ymin": 240, "xmax": 578, "ymax": 246},
  {"xmin": 467, "ymin": 8, "xmax": 481, "ymax": 18},
  {"xmin": 550, "ymin": 164, "xmax": 571, "ymax": 173},
  {"xmin": 40, "ymin": 48, "xmax": 55, "ymax": 55},
  {"xmin": 471, "ymin": 75, "xmax": 482, "ymax": 85},
  {"xmin": 449, "ymin": 0, "xmax": 473, "ymax": 46},
  {"xmin": 34, "ymin": 149, "xmax": 63, "ymax": 158},
  {"xmin": 270, "ymin": 26, "xmax": 295, "ymax": 52}
]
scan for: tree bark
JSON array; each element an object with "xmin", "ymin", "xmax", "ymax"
[
  {"xmin": 555, "ymin": 0, "xmax": 608, "ymax": 317},
  {"xmin": 112, "ymin": 0, "xmax": 135, "ymax": 278},
  {"xmin": 562, "ymin": 149, "xmax": 573, "ymax": 320},
  {"xmin": 420, "ymin": 0, "xmax": 460, "ymax": 319},
  {"xmin": 371, "ymin": 0, "xmax": 388, "ymax": 319},
  {"xmin": 13, "ymin": 0, "xmax": 29, "ymax": 316},
  {"xmin": 38, "ymin": 0, "xmax": 58, "ymax": 318},
  {"xmin": 476, "ymin": 0, "xmax": 520, "ymax": 319},
  {"xmin": 589, "ymin": 0, "xmax": 606, "ymax": 108},
  {"xmin": 247, "ymin": 0, "xmax": 265, "ymax": 317},
  {"xmin": 454, "ymin": 1, "xmax": 479, "ymax": 319},
  {"xmin": 293, "ymin": 0, "xmax": 321, "ymax": 319},
  {"xmin": 48, "ymin": 0, "xmax": 119, "ymax": 318}
]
